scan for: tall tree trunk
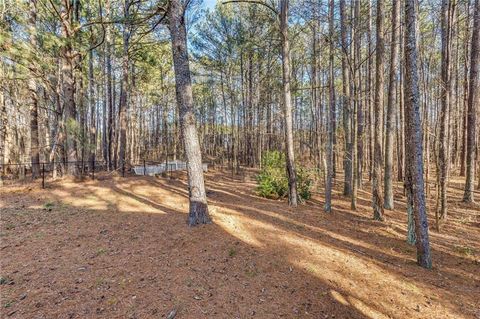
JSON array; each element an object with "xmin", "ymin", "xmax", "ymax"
[
  {"xmin": 460, "ymin": 0, "xmax": 471, "ymax": 177},
  {"xmin": 118, "ymin": 0, "xmax": 131, "ymax": 172},
  {"xmin": 367, "ymin": 0, "xmax": 374, "ymax": 182},
  {"xmin": 325, "ymin": 0, "xmax": 335, "ymax": 212},
  {"xmin": 168, "ymin": 0, "xmax": 211, "ymax": 225},
  {"xmin": 105, "ymin": 0, "xmax": 114, "ymax": 170},
  {"xmin": 384, "ymin": 0, "xmax": 400, "ymax": 209},
  {"xmin": 463, "ymin": 0, "xmax": 479, "ymax": 202},
  {"xmin": 340, "ymin": 0, "xmax": 352, "ymax": 197},
  {"xmin": 28, "ymin": 0, "xmax": 40, "ymax": 178},
  {"xmin": 0, "ymin": 75, "xmax": 6, "ymax": 185},
  {"xmin": 280, "ymin": 0, "xmax": 298, "ymax": 207},
  {"xmin": 404, "ymin": 0, "xmax": 432, "ymax": 269},
  {"xmin": 61, "ymin": 1, "xmax": 78, "ymax": 176},
  {"xmin": 351, "ymin": 0, "xmax": 360, "ymax": 210},
  {"xmin": 88, "ymin": 38, "xmax": 96, "ymax": 169},
  {"xmin": 438, "ymin": 0, "xmax": 454, "ymax": 220},
  {"xmin": 373, "ymin": 0, "xmax": 385, "ymax": 221}
]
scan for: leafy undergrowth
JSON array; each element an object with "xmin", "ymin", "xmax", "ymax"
[{"xmin": 0, "ymin": 170, "xmax": 479, "ymax": 318}]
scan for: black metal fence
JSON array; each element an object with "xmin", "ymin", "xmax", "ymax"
[
  {"xmin": 0, "ymin": 157, "xmax": 194, "ymax": 189},
  {"xmin": 0, "ymin": 159, "xmax": 112, "ymax": 188}
]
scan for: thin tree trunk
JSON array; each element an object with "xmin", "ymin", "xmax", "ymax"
[
  {"xmin": 0, "ymin": 73, "xmax": 6, "ymax": 185},
  {"xmin": 61, "ymin": 1, "xmax": 78, "ymax": 176},
  {"xmin": 118, "ymin": 0, "xmax": 130, "ymax": 172},
  {"xmin": 404, "ymin": 0, "xmax": 432, "ymax": 268},
  {"xmin": 351, "ymin": 0, "xmax": 360, "ymax": 210},
  {"xmin": 384, "ymin": 0, "xmax": 400, "ymax": 209},
  {"xmin": 106, "ymin": 0, "xmax": 114, "ymax": 170},
  {"xmin": 280, "ymin": 0, "xmax": 298, "ymax": 207},
  {"xmin": 373, "ymin": 0, "xmax": 385, "ymax": 221},
  {"xmin": 367, "ymin": 0, "xmax": 374, "ymax": 182},
  {"xmin": 88, "ymin": 37, "xmax": 96, "ymax": 168},
  {"xmin": 438, "ymin": 0, "xmax": 454, "ymax": 220},
  {"xmin": 460, "ymin": 0, "xmax": 471, "ymax": 177},
  {"xmin": 463, "ymin": 0, "xmax": 479, "ymax": 202},
  {"xmin": 340, "ymin": 0, "xmax": 352, "ymax": 197},
  {"xmin": 325, "ymin": 0, "xmax": 335, "ymax": 212},
  {"xmin": 28, "ymin": 0, "xmax": 40, "ymax": 178}
]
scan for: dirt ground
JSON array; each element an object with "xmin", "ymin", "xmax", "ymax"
[{"xmin": 0, "ymin": 169, "xmax": 479, "ymax": 319}]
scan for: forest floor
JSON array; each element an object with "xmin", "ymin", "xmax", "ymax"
[{"xmin": 0, "ymin": 169, "xmax": 479, "ymax": 319}]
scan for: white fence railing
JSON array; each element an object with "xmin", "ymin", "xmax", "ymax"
[{"xmin": 133, "ymin": 161, "xmax": 208, "ymax": 176}]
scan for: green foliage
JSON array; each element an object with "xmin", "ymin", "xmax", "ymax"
[
  {"xmin": 454, "ymin": 245, "xmax": 475, "ymax": 256},
  {"xmin": 95, "ymin": 247, "xmax": 108, "ymax": 257},
  {"xmin": 297, "ymin": 167, "xmax": 313, "ymax": 201},
  {"xmin": 256, "ymin": 151, "xmax": 288, "ymax": 199},
  {"xmin": 43, "ymin": 201, "xmax": 54, "ymax": 211},
  {"xmin": 256, "ymin": 151, "xmax": 312, "ymax": 202},
  {"xmin": 0, "ymin": 276, "xmax": 11, "ymax": 285}
]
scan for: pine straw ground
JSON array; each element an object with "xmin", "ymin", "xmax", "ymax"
[{"xmin": 0, "ymin": 169, "xmax": 479, "ymax": 319}]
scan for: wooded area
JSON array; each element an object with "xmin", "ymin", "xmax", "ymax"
[{"xmin": 0, "ymin": 0, "xmax": 479, "ymax": 316}]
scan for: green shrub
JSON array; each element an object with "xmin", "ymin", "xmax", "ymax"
[
  {"xmin": 256, "ymin": 151, "xmax": 312, "ymax": 202},
  {"xmin": 256, "ymin": 151, "xmax": 288, "ymax": 199},
  {"xmin": 297, "ymin": 167, "xmax": 313, "ymax": 201}
]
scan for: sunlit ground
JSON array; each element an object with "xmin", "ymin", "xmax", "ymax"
[{"xmin": 0, "ymin": 170, "xmax": 478, "ymax": 318}]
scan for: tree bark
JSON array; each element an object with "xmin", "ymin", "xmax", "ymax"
[
  {"xmin": 88, "ymin": 35, "xmax": 96, "ymax": 169},
  {"xmin": 105, "ymin": 0, "xmax": 114, "ymax": 170},
  {"xmin": 61, "ymin": 1, "xmax": 78, "ymax": 176},
  {"xmin": 168, "ymin": 0, "xmax": 211, "ymax": 225},
  {"xmin": 280, "ymin": 0, "xmax": 298, "ymax": 207},
  {"xmin": 118, "ymin": 0, "xmax": 131, "ymax": 172},
  {"xmin": 351, "ymin": 0, "xmax": 360, "ymax": 210},
  {"xmin": 325, "ymin": 0, "xmax": 335, "ymax": 212},
  {"xmin": 373, "ymin": 0, "xmax": 385, "ymax": 221},
  {"xmin": 28, "ymin": 0, "xmax": 40, "ymax": 179},
  {"xmin": 438, "ymin": 0, "xmax": 454, "ymax": 219},
  {"xmin": 340, "ymin": 0, "xmax": 352, "ymax": 197},
  {"xmin": 463, "ymin": 0, "xmax": 479, "ymax": 202},
  {"xmin": 384, "ymin": 0, "xmax": 400, "ymax": 209},
  {"xmin": 0, "ymin": 76, "xmax": 6, "ymax": 185},
  {"xmin": 404, "ymin": 0, "xmax": 432, "ymax": 269}
]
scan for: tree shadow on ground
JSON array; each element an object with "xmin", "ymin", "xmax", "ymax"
[{"xmin": 0, "ymin": 171, "xmax": 478, "ymax": 318}]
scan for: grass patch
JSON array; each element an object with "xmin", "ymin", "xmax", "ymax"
[
  {"xmin": 95, "ymin": 277, "xmax": 108, "ymax": 288},
  {"xmin": 245, "ymin": 268, "xmax": 258, "ymax": 277},
  {"xmin": 34, "ymin": 231, "xmax": 45, "ymax": 239},
  {"xmin": 454, "ymin": 245, "xmax": 475, "ymax": 256},
  {"xmin": 228, "ymin": 248, "xmax": 237, "ymax": 257},
  {"xmin": 95, "ymin": 248, "xmax": 108, "ymax": 257},
  {"xmin": 0, "ymin": 276, "xmax": 12, "ymax": 285},
  {"xmin": 43, "ymin": 201, "xmax": 54, "ymax": 211}
]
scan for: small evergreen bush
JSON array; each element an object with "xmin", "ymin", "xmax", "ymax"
[
  {"xmin": 297, "ymin": 167, "xmax": 313, "ymax": 201},
  {"xmin": 256, "ymin": 151, "xmax": 312, "ymax": 202},
  {"xmin": 256, "ymin": 151, "xmax": 288, "ymax": 199}
]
